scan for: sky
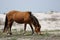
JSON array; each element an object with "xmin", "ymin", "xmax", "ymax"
[{"xmin": 0, "ymin": 0, "xmax": 60, "ymax": 13}]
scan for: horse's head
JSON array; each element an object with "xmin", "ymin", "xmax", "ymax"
[
  {"xmin": 35, "ymin": 23, "xmax": 41, "ymax": 34},
  {"xmin": 32, "ymin": 15, "xmax": 41, "ymax": 34}
]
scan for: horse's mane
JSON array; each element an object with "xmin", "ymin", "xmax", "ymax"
[{"xmin": 31, "ymin": 14, "xmax": 40, "ymax": 27}]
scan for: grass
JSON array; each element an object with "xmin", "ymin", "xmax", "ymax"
[
  {"xmin": 0, "ymin": 29, "xmax": 60, "ymax": 40},
  {"xmin": 10, "ymin": 37, "xmax": 17, "ymax": 40},
  {"xmin": 42, "ymin": 30, "xmax": 60, "ymax": 32},
  {"xmin": 0, "ymin": 29, "xmax": 60, "ymax": 38}
]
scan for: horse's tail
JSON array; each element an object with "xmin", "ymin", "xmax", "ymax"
[{"xmin": 3, "ymin": 15, "xmax": 8, "ymax": 32}]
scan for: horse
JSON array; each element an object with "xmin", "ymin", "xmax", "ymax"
[{"xmin": 3, "ymin": 10, "xmax": 41, "ymax": 35}]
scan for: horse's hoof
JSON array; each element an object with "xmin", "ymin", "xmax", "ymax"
[
  {"xmin": 7, "ymin": 33, "xmax": 12, "ymax": 35},
  {"xmin": 7, "ymin": 33, "xmax": 10, "ymax": 35},
  {"xmin": 10, "ymin": 33, "xmax": 12, "ymax": 35},
  {"xmin": 32, "ymin": 34, "xmax": 35, "ymax": 35},
  {"xmin": 31, "ymin": 32, "xmax": 34, "ymax": 35},
  {"xmin": 31, "ymin": 33, "xmax": 34, "ymax": 35},
  {"xmin": 23, "ymin": 34, "xmax": 26, "ymax": 35}
]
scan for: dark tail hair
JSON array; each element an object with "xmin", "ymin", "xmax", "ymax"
[{"xmin": 3, "ymin": 15, "xmax": 8, "ymax": 32}]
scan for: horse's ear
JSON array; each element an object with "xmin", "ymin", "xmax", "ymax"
[{"xmin": 29, "ymin": 12, "xmax": 32, "ymax": 16}]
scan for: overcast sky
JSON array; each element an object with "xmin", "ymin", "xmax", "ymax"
[{"xmin": 0, "ymin": 0, "xmax": 60, "ymax": 13}]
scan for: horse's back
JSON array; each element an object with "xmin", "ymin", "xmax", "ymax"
[
  {"xmin": 7, "ymin": 10, "xmax": 31, "ymax": 16},
  {"xmin": 6, "ymin": 10, "xmax": 31, "ymax": 17}
]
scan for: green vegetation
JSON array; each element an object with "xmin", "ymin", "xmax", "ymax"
[{"xmin": 0, "ymin": 29, "xmax": 60, "ymax": 38}]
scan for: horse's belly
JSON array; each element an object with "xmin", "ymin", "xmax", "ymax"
[
  {"xmin": 15, "ymin": 21, "xmax": 24, "ymax": 24},
  {"xmin": 14, "ymin": 19, "xmax": 30, "ymax": 24},
  {"xmin": 14, "ymin": 19, "xmax": 24, "ymax": 24}
]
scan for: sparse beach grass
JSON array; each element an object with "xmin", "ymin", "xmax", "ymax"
[{"xmin": 0, "ymin": 29, "xmax": 60, "ymax": 40}]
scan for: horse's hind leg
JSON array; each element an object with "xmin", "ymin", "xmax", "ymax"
[
  {"xmin": 7, "ymin": 21, "xmax": 13, "ymax": 35},
  {"xmin": 9, "ymin": 21, "xmax": 13, "ymax": 35}
]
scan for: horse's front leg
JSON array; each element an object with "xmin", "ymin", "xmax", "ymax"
[
  {"xmin": 23, "ymin": 23, "xmax": 27, "ymax": 34},
  {"xmin": 29, "ymin": 24, "xmax": 34, "ymax": 35}
]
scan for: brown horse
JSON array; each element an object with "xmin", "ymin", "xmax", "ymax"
[{"xmin": 3, "ymin": 10, "xmax": 41, "ymax": 35}]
